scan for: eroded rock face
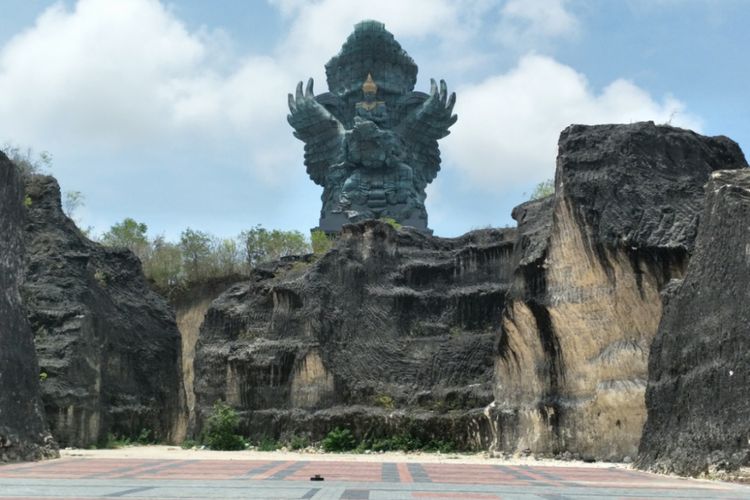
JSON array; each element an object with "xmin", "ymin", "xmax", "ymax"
[
  {"xmin": 22, "ymin": 175, "xmax": 185, "ymax": 447},
  {"xmin": 169, "ymin": 277, "xmax": 245, "ymax": 442},
  {"xmin": 492, "ymin": 122, "xmax": 748, "ymax": 461},
  {"xmin": 637, "ymin": 169, "xmax": 750, "ymax": 476},
  {"xmin": 194, "ymin": 222, "xmax": 515, "ymax": 448},
  {"xmin": 0, "ymin": 154, "xmax": 57, "ymax": 462}
]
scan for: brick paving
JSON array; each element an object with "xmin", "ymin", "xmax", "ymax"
[{"xmin": 1, "ymin": 457, "xmax": 748, "ymax": 499}]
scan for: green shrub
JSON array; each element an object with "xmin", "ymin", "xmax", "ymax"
[
  {"xmin": 287, "ymin": 435, "xmax": 310, "ymax": 450},
  {"xmin": 380, "ymin": 217, "xmax": 402, "ymax": 230},
  {"xmin": 93, "ymin": 269, "xmax": 108, "ymax": 286},
  {"xmin": 373, "ymin": 394, "xmax": 395, "ymax": 410},
  {"xmin": 311, "ymin": 229, "xmax": 332, "ymax": 255},
  {"xmin": 361, "ymin": 433, "xmax": 458, "ymax": 453},
  {"xmin": 321, "ymin": 427, "xmax": 356, "ymax": 452},
  {"xmin": 256, "ymin": 436, "xmax": 279, "ymax": 451},
  {"xmin": 181, "ymin": 439, "xmax": 198, "ymax": 449},
  {"xmin": 203, "ymin": 401, "xmax": 246, "ymax": 451},
  {"xmin": 98, "ymin": 433, "xmax": 131, "ymax": 449},
  {"xmin": 529, "ymin": 179, "xmax": 554, "ymax": 200},
  {"xmin": 135, "ymin": 428, "xmax": 153, "ymax": 445}
]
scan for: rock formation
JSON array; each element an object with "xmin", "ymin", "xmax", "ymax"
[
  {"xmin": 22, "ymin": 175, "xmax": 185, "ymax": 447},
  {"xmin": 5, "ymin": 117, "xmax": 745, "ymax": 469},
  {"xmin": 491, "ymin": 122, "xmax": 748, "ymax": 461},
  {"xmin": 169, "ymin": 277, "xmax": 245, "ymax": 442},
  {"xmin": 192, "ymin": 122, "xmax": 748, "ymax": 459},
  {"xmin": 194, "ymin": 223, "xmax": 514, "ymax": 448},
  {"xmin": 637, "ymin": 169, "xmax": 750, "ymax": 476},
  {"xmin": 0, "ymin": 153, "xmax": 58, "ymax": 462}
]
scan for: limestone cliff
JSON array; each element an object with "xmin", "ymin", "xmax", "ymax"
[
  {"xmin": 22, "ymin": 175, "xmax": 185, "ymax": 447},
  {"xmin": 637, "ymin": 169, "xmax": 750, "ymax": 476},
  {"xmin": 194, "ymin": 223, "xmax": 515, "ymax": 447},
  {"xmin": 0, "ymin": 153, "xmax": 57, "ymax": 462},
  {"xmin": 169, "ymin": 277, "xmax": 245, "ymax": 442},
  {"xmin": 492, "ymin": 122, "xmax": 748, "ymax": 461}
]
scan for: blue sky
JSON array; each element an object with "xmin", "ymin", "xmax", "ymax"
[{"xmin": 1, "ymin": 0, "xmax": 748, "ymax": 239}]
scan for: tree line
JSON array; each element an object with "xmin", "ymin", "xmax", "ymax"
[
  {"xmin": 1, "ymin": 144, "xmax": 333, "ymax": 290},
  {"xmin": 99, "ymin": 219, "xmax": 332, "ymax": 290}
]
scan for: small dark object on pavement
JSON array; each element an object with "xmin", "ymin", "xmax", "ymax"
[{"xmin": 310, "ymin": 474, "xmax": 324, "ymax": 481}]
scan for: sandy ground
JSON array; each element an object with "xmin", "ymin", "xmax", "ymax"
[{"xmin": 60, "ymin": 445, "xmax": 628, "ymax": 468}]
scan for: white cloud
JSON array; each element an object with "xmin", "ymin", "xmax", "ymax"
[
  {"xmin": 270, "ymin": 0, "xmax": 490, "ymax": 78},
  {"xmin": 497, "ymin": 0, "xmax": 580, "ymax": 48},
  {"xmin": 0, "ymin": 0, "xmax": 304, "ymax": 183},
  {"xmin": 0, "ymin": 0, "xmax": 703, "ymax": 200},
  {"xmin": 0, "ymin": 0, "xmax": 206, "ymax": 148},
  {"xmin": 444, "ymin": 54, "xmax": 702, "ymax": 189}
]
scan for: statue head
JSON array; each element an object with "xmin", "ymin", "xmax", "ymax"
[{"xmin": 324, "ymin": 20, "xmax": 417, "ymax": 96}]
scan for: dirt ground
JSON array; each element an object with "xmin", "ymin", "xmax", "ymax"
[{"xmin": 61, "ymin": 445, "xmax": 627, "ymax": 468}]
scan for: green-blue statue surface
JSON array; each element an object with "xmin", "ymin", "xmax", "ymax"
[{"xmin": 288, "ymin": 20, "xmax": 457, "ymax": 233}]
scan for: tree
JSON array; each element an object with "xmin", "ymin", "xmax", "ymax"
[
  {"xmin": 1, "ymin": 143, "xmax": 52, "ymax": 177},
  {"xmin": 311, "ymin": 229, "xmax": 332, "ymax": 255},
  {"xmin": 179, "ymin": 228, "xmax": 213, "ymax": 282},
  {"xmin": 266, "ymin": 229, "xmax": 309, "ymax": 261},
  {"xmin": 530, "ymin": 179, "xmax": 554, "ymax": 200},
  {"xmin": 213, "ymin": 237, "xmax": 245, "ymax": 276},
  {"xmin": 143, "ymin": 236, "xmax": 182, "ymax": 289},
  {"xmin": 241, "ymin": 225, "xmax": 271, "ymax": 265},
  {"xmin": 63, "ymin": 190, "xmax": 85, "ymax": 218},
  {"xmin": 240, "ymin": 225, "xmax": 311, "ymax": 266},
  {"xmin": 101, "ymin": 218, "xmax": 150, "ymax": 261}
]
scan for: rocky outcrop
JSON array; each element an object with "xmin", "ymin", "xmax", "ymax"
[
  {"xmin": 637, "ymin": 169, "xmax": 750, "ymax": 476},
  {"xmin": 193, "ymin": 123, "xmax": 748, "ymax": 457},
  {"xmin": 491, "ymin": 122, "xmax": 748, "ymax": 461},
  {"xmin": 0, "ymin": 154, "xmax": 57, "ymax": 462},
  {"xmin": 194, "ymin": 223, "xmax": 516, "ymax": 448},
  {"xmin": 22, "ymin": 175, "xmax": 185, "ymax": 447}
]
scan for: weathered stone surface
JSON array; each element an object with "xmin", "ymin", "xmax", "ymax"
[
  {"xmin": 637, "ymin": 169, "xmax": 750, "ymax": 476},
  {"xmin": 22, "ymin": 175, "xmax": 185, "ymax": 447},
  {"xmin": 0, "ymin": 154, "xmax": 57, "ymax": 463},
  {"xmin": 194, "ymin": 221, "xmax": 514, "ymax": 448},
  {"xmin": 169, "ymin": 277, "xmax": 245, "ymax": 442},
  {"xmin": 491, "ymin": 122, "xmax": 748, "ymax": 461}
]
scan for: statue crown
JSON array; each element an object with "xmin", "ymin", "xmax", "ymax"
[{"xmin": 362, "ymin": 73, "xmax": 378, "ymax": 95}]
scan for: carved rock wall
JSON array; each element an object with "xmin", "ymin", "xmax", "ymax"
[
  {"xmin": 637, "ymin": 169, "xmax": 750, "ymax": 476},
  {"xmin": 193, "ymin": 223, "xmax": 515, "ymax": 447},
  {"xmin": 0, "ymin": 154, "xmax": 57, "ymax": 462},
  {"xmin": 169, "ymin": 277, "xmax": 245, "ymax": 442},
  {"xmin": 492, "ymin": 122, "xmax": 748, "ymax": 461},
  {"xmin": 22, "ymin": 175, "xmax": 185, "ymax": 447}
]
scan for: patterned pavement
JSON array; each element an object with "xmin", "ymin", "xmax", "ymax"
[{"xmin": 1, "ymin": 457, "xmax": 748, "ymax": 499}]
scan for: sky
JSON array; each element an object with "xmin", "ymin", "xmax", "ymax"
[{"xmin": 1, "ymin": 0, "xmax": 748, "ymax": 239}]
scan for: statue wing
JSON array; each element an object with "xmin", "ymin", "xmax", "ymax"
[
  {"xmin": 287, "ymin": 78, "xmax": 345, "ymax": 186},
  {"xmin": 395, "ymin": 79, "xmax": 457, "ymax": 186}
]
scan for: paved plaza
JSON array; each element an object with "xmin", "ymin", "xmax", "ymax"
[{"xmin": 1, "ymin": 456, "xmax": 748, "ymax": 500}]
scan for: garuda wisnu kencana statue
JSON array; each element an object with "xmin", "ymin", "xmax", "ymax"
[{"xmin": 288, "ymin": 20, "xmax": 457, "ymax": 233}]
